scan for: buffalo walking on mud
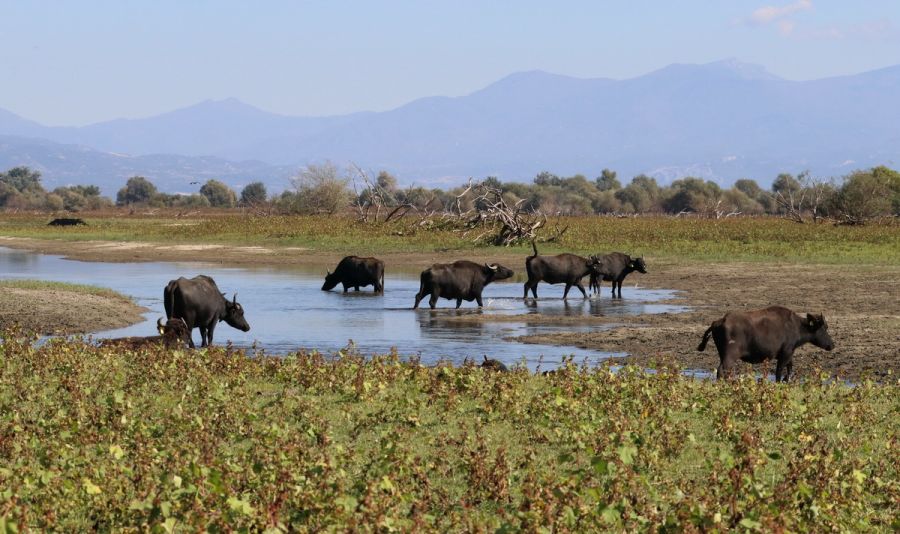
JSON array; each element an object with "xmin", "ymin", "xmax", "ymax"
[
  {"xmin": 697, "ymin": 306, "xmax": 835, "ymax": 382},
  {"xmin": 164, "ymin": 275, "xmax": 250, "ymax": 348},
  {"xmin": 414, "ymin": 260, "xmax": 514, "ymax": 309}
]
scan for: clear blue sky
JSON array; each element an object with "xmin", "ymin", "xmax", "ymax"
[{"xmin": 1, "ymin": 0, "xmax": 898, "ymax": 125}]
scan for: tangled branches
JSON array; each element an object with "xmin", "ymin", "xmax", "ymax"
[{"xmin": 459, "ymin": 180, "xmax": 567, "ymax": 246}]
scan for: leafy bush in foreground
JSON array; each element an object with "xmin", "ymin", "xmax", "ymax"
[{"xmin": 0, "ymin": 333, "xmax": 897, "ymax": 531}]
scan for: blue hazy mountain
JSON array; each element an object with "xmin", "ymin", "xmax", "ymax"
[{"xmin": 1, "ymin": 59, "xmax": 898, "ymax": 190}]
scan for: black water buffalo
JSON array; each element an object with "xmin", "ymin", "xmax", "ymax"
[
  {"xmin": 99, "ymin": 317, "xmax": 192, "ymax": 350},
  {"xmin": 523, "ymin": 241, "xmax": 603, "ymax": 299},
  {"xmin": 164, "ymin": 275, "xmax": 250, "ymax": 348},
  {"xmin": 48, "ymin": 218, "xmax": 86, "ymax": 226},
  {"xmin": 697, "ymin": 306, "xmax": 835, "ymax": 382},
  {"xmin": 588, "ymin": 252, "xmax": 647, "ymax": 298},
  {"xmin": 480, "ymin": 356, "xmax": 509, "ymax": 372},
  {"xmin": 322, "ymin": 256, "xmax": 384, "ymax": 293},
  {"xmin": 413, "ymin": 260, "xmax": 514, "ymax": 309}
]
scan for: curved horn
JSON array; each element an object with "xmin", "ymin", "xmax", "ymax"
[
  {"xmin": 157, "ymin": 317, "xmax": 166, "ymax": 334},
  {"xmin": 326, "ymin": 269, "xmax": 332, "ymax": 276},
  {"xmin": 179, "ymin": 317, "xmax": 188, "ymax": 329},
  {"xmin": 486, "ymin": 263, "xmax": 499, "ymax": 271}
]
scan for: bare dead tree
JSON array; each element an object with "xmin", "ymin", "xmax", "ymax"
[{"xmin": 460, "ymin": 181, "xmax": 566, "ymax": 246}]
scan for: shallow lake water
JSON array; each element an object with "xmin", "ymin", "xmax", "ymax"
[{"xmin": 0, "ymin": 247, "xmax": 688, "ymax": 370}]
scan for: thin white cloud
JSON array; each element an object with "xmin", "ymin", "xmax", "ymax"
[
  {"xmin": 749, "ymin": 0, "xmax": 813, "ymax": 25},
  {"xmin": 800, "ymin": 19, "xmax": 898, "ymax": 40}
]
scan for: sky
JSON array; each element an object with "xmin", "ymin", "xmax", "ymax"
[{"xmin": 1, "ymin": 0, "xmax": 898, "ymax": 126}]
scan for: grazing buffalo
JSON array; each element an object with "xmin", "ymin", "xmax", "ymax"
[
  {"xmin": 164, "ymin": 275, "xmax": 250, "ymax": 348},
  {"xmin": 413, "ymin": 260, "xmax": 514, "ymax": 309},
  {"xmin": 99, "ymin": 317, "xmax": 191, "ymax": 350},
  {"xmin": 589, "ymin": 253, "xmax": 647, "ymax": 298},
  {"xmin": 480, "ymin": 356, "xmax": 509, "ymax": 372},
  {"xmin": 322, "ymin": 256, "xmax": 385, "ymax": 293},
  {"xmin": 48, "ymin": 218, "xmax": 86, "ymax": 226},
  {"xmin": 523, "ymin": 241, "xmax": 603, "ymax": 299},
  {"xmin": 697, "ymin": 306, "xmax": 835, "ymax": 382}
]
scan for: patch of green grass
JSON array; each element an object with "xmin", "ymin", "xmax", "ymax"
[
  {"xmin": 0, "ymin": 279, "xmax": 133, "ymax": 303},
  {"xmin": 0, "ymin": 337, "xmax": 897, "ymax": 531},
  {"xmin": 1, "ymin": 213, "xmax": 898, "ymax": 264}
]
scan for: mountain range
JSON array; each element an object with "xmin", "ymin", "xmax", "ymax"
[{"xmin": 1, "ymin": 58, "xmax": 898, "ymax": 194}]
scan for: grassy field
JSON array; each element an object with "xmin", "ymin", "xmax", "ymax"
[
  {"xmin": 0, "ymin": 336, "xmax": 896, "ymax": 531},
  {"xmin": 1, "ymin": 212, "xmax": 898, "ymax": 264}
]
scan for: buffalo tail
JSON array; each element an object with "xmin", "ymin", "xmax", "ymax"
[{"xmin": 697, "ymin": 325, "xmax": 714, "ymax": 351}]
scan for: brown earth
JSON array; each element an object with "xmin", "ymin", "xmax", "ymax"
[
  {"xmin": 0, "ymin": 286, "xmax": 147, "ymax": 336},
  {"xmin": 0, "ymin": 236, "xmax": 897, "ymax": 380},
  {"xmin": 504, "ymin": 262, "xmax": 900, "ymax": 382}
]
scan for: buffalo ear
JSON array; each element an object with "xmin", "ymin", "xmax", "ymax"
[
  {"xmin": 806, "ymin": 313, "xmax": 819, "ymax": 327},
  {"xmin": 233, "ymin": 293, "xmax": 238, "ymax": 305}
]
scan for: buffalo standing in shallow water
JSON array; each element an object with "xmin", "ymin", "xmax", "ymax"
[
  {"xmin": 164, "ymin": 275, "xmax": 250, "ymax": 348},
  {"xmin": 414, "ymin": 260, "xmax": 514, "ymax": 309},
  {"xmin": 589, "ymin": 252, "xmax": 647, "ymax": 298},
  {"xmin": 322, "ymin": 256, "xmax": 384, "ymax": 293},
  {"xmin": 523, "ymin": 241, "xmax": 603, "ymax": 299},
  {"xmin": 697, "ymin": 306, "xmax": 835, "ymax": 382}
]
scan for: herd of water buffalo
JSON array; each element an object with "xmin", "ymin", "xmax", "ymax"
[{"xmin": 101, "ymin": 243, "xmax": 834, "ymax": 382}]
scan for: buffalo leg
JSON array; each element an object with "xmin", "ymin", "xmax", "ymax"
[
  {"xmin": 775, "ymin": 351, "xmax": 794, "ymax": 383},
  {"xmin": 562, "ymin": 283, "xmax": 572, "ymax": 299},
  {"xmin": 355, "ymin": 286, "xmax": 360, "ymax": 292},
  {"xmin": 198, "ymin": 326, "xmax": 208, "ymax": 348},
  {"xmin": 206, "ymin": 323, "xmax": 217, "ymax": 347},
  {"xmin": 342, "ymin": 283, "xmax": 349, "ymax": 293},
  {"xmin": 456, "ymin": 298, "xmax": 462, "ymax": 309},
  {"xmin": 429, "ymin": 289, "xmax": 440, "ymax": 309},
  {"xmin": 717, "ymin": 349, "xmax": 739, "ymax": 380},
  {"xmin": 575, "ymin": 281, "xmax": 588, "ymax": 298},
  {"xmin": 475, "ymin": 295, "xmax": 484, "ymax": 307},
  {"xmin": 413, "ymin": 290, "xmax": 428, "ymax": 309}
]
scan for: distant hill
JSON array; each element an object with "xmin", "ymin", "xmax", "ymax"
[
  {"xmin": 0, "ymin": 136, "xmax": 294, "ymax": 195},
  {"xmin": 2, "ymin": 59, "xmax": 899, "ymax": 191}
]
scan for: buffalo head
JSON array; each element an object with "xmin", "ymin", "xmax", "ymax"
[
  {"xmin": 484, "ymin": 263, "xmax": 514, "ymax": 281},
  {"xmin": 223, "ymin": 293, "xmax": 251, "ymax": 332},
  {"xmin": 630, "ymin": 256, "xmax": 648, "ymax": 274},
  {"xmin": 322, "ymin": 269, "xmax": 340, "ymax": 291},
  {"xmin": 805, "ymin": 313, "xmax": 834, "ymax": 351}
]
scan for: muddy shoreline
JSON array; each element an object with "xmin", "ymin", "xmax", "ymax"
[
  {"xmin": 0, "ymin": 283, "xmax": 147, "ymax": 335},
  {"xmin": 0, "ymin": 236, "xmax": 897, "ymax": 380}
]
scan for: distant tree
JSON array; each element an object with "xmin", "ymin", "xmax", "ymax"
[
  {"xmin": 533, "ymin": 171, "xmax": 561, "ymax": 186},
  {"xmin": 0, "ymin": 166, "xmax": 44, "ymax": 194},
  {"xmin": 595, "ymin": 168, "xmax": 621, "ymax": 191},
  {"xmin": 116, "ymin": 176, "xmax": 158, "ymax": 206},
  {"xmin": 199, "ymin": 180, "xmax": 237, "ymax": 208},
  {"xmin": 833, "ymin": 167, "xmax": 899, "ymax": 223},
  {"xmin": 615, "ymin": 174, "xmax": 660, "ymax": 213},
  {"xmin": 375, "ymin": 171, "xmax": 398, "ymax": 193},
  {"xmin": 734, "ymin": 179, "xmax": 763, "ymax": 200},
  {"xmin": 663, "ymin": 177, "xmax": 722, "ymax": 214},
  {"xmin": 288, "ymin": 161, "xmax": 350, "ymax": 214},
  {"xmin": 240, "ymin": 182, "xmax": 268, "ymax": 206}
]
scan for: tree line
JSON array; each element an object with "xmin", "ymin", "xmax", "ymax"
[{"xmin": 2, "ymin": 163, "xmax": 898, "ymax": 223}]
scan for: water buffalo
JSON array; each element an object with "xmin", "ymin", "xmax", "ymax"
[
  {"xmin": 99, "ymin": 317, "xmax": 191, "ymax": 350},
  {"xmin": 697, "ymin": 306, "xmax": 835, "ymax": 382},
  {"xmin": 588, "ymin": 252, "xmax": 647, "ymax": 298},
  {"xmin": 413, "ymin": 260, "xmax": 514, "ymax": 309},
  {"xmin": 322, "ymin": 256, "xmax": 384, "ymax": 293},
  {"xmin": 164, "ymin": 275, "xmax": 250, "ymax": 348},
  {"xmin": 480, "ymin": 356, "xmax": 509, "ymax": 372},
  {"xmin": 48, "ymin": 218, "xmax": 86, "ymax": 226},
  {"xmin": 523, "ymin": 241, "xmax": 603, "ymax": 299}
]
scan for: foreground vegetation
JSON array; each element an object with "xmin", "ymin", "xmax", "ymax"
[
  {"xmin": 0, "ymin": 335, "xmax": 897, "ymax": 531},
  {"xmin": 1, "ymin": 212, "xmax": 898, "ymax": 264}
]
